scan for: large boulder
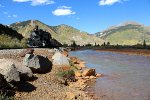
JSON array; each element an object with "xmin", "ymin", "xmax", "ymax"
[
  {"xmin": 52, "ymin": 52, "xmax": 70, "ymax": 66},
  {"xmin": 23, "ymin": 54, "xmax": 52, "ymax": 73},
  {"xmin": 82, "ymin": 68, "xmax": 96, "ymax": 76},
  {"xmin": 0, "ymin": 59, "xmax": 20, "ymax": 82},
  {"xmin": 16, "ymin": 65, "xmax": 33, "ymax": 79}
]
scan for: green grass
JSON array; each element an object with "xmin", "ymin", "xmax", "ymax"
[
  {"xmin": 0, "ymin": 35, "xmax": 27, "ymax": 49},
  {"xmin": 106, "ymin": 29, "xmax": 150, "ymax": 45},
  {"xmin": 57, "ymin": 69, "xmax": 75, "ymax": 78}
]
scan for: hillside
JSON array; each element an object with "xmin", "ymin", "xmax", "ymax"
[
  {"xmin": 10, "ymin": 20, "xmax": 104, "ymax": 46},
  {"xmin": 95, "ymin": 22, "xmax": 150, "ymax": 45},
  {"xmin": 0, "ymin": 24, "xmax": 25, "ymax": 48}
]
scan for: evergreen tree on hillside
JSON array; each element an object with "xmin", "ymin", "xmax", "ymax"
[{"xmin": 143, "ymin": 40, "xmax": 146, "ymax": 47}]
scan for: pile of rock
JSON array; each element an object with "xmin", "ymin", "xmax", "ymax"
[{"xmin": 0, "ymin": 48, "xmax": 53, "ymax": 90}]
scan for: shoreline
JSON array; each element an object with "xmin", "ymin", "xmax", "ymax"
[
  {"xmin": 74, "ymin": 47, "xmax": 150, "ymax": 57},
  {"xmin": 95, "ymin": 48, "xmax": 150, "ymax": 57},
  {"xmin": 0, "ymin": 48, "xmax": 101, "ymax": 100}
]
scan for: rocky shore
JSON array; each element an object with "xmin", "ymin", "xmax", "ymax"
[{"xmin": 0, "ymin": 48, "xmax": 102, "ymax": 100}]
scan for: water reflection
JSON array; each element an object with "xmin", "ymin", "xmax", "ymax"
[{"xmin": 70, "ymin": 50, "xmax": 150, "ymax": 100}]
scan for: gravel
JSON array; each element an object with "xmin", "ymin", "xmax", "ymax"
[{"xmin": 0, "ymin": 49, "xmax": 91, "ymax": 100}]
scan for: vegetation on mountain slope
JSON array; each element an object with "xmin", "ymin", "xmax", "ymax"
[
  {"xmin": 10, "ymin": 20, "xmax": 104, "ymax": 46},
  {"xmin": 95, "ymin": 22, "xmax": 150, "ymax": 45},
  {"xmin": 0, "ymin": 24, "xmax": 26, "ymax": 48}
]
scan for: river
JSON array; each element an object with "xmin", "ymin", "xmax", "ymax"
[{"xmin": 70, "ymin": 50, "xmax": 150, "ymax": 100}]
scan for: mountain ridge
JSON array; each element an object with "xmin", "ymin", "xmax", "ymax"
[
  {"xmin": 10, "ymin": 20, "xmax": 104, "ymax": 45},
  {"xmin": 95, "ymin": 22, "xmax": 150, "ymax": 45}
]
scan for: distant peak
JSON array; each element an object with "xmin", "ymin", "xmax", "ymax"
[{"xmin": 118, "ymin": 21, "xmax": 143, "ymax": 26}]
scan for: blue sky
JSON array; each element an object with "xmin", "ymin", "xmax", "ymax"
[{"xmin": 0, "ymin": 0, "xmax": 150, "ymax": 33}]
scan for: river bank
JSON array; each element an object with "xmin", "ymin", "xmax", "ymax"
[
  {"xmin": 75, "ymin": 47, "xmax": 150, "ymax": 57},
  {"xmin": 95, "ymin": 48, "xmax": 150, "ymax": 56},
  {"xmin": 0, "ymin": 48, "xmax": 101, "ymax": 100}
]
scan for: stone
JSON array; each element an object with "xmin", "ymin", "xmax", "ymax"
[
  {"xmin": 23, "ymin": 54, "xmax": 52, "ymax": 73},
  {"xmin": 70, "ymin": 57, "xmax": 79, "ymax": 64},
  {"xmin": 52, "ymin": 52, "xmax": 70, "ymax": 66},
  {"xmin": 79, "ymin": 62, "xmax": 86, "ymax": 68},
  {"xmin": 84, "ymin": 76, "xmax": 90, "ymax": 79},
  {"xmin": 20, "ymin": 48, "xmax": 34, "ymax": 57},
  {"xmin": 90, "ymin": 76, "xmax": 97, "ymax": 79},
  {"xmin": 96, "ymin": 73, "xmax": 102, "ymax": 77},
  {"xmin": 16, "ymin": 65, "xmax": 33, "ymax": 78},
  {"xmin": 75, "ymin": 71, "xmax": 82, "ymax": 77},
  {"xmin": 82, "ymin": 68, "xmax": 96, "ymax": 76},
  {"xmin": 0, "ymin": 59, "xmax": 20, "ymax": 82}
]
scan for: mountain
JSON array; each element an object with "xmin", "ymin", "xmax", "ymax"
[
  {"xmin": 95, "ymin": 22, "xmax": 150, "ymax": 45},
  {"xmin": 10, "ymin": 20, "xmax": 104, "ymax": 46},
  {"xmin": 0, "ymin": 24, "xmax": 25, "ymax": 48}
]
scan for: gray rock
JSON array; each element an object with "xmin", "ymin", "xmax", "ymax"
[
  {"xmin": 16, "ymin": 65, "xmax": 33, "ymax": 78},
  {"xmin": 0, "ymin": 59, "xmax": 20, "ymax": 82},
  {"xmin": 52, "ymin": 52, "xmax": 70, "ymax": 66},
  {"xmin": 23, "ymin": 54, "xmax": 52, "ymax": 73}
]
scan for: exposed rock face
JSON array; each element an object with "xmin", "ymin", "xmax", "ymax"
[
  {"xmin": 52, "ymin": 52, "xmax": 70, "ymax": 66},
  {"xmin": 0, "ymin": 59, "xmax": 20, "ymax": 82},
  {"xmin": 82, "ymin": 69, "xmax": 96, "ymax": 76},
  {"xmin": 23, "ymin": 54, "xmax": 52, "ymax": 73}
]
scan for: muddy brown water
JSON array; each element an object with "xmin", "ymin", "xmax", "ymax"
[{"xmin": 70, "ymin": 50, "xmax": 150, "ymax": 100}]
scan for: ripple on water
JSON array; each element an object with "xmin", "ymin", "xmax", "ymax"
[{"xmin": 70, "ymin": 50, "xmax": 150, "ymax": 100}]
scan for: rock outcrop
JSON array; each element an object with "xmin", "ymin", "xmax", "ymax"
[
  {"xmin": 23, "ymin": 54, "xmax": 52, "ymax": 73},
  {"xmin": 0, "ymin": 59, "xmax": 20, "ymax": 82},
  {"xmin": 52, "ymin": 52, "xmax": 70, "ymax": 66},
  {"xmin": 16, "ymin": 65, "xmax": 33, "ymax": 79},
  {"xmin": 82, "ymin": 69, "xmax": 96, "ymax": 77}
]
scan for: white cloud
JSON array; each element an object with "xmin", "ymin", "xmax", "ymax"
[
  {"xmin": 13, "ymin": 0, "xmax": 55, "ymax": 6},
  {"xmin": 99, "ymin": 0, "xmax": 127, "ymax": 6},
  {"xmin": 52, "ymin": 6, "xmax": 76, "ymax": 16}
]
